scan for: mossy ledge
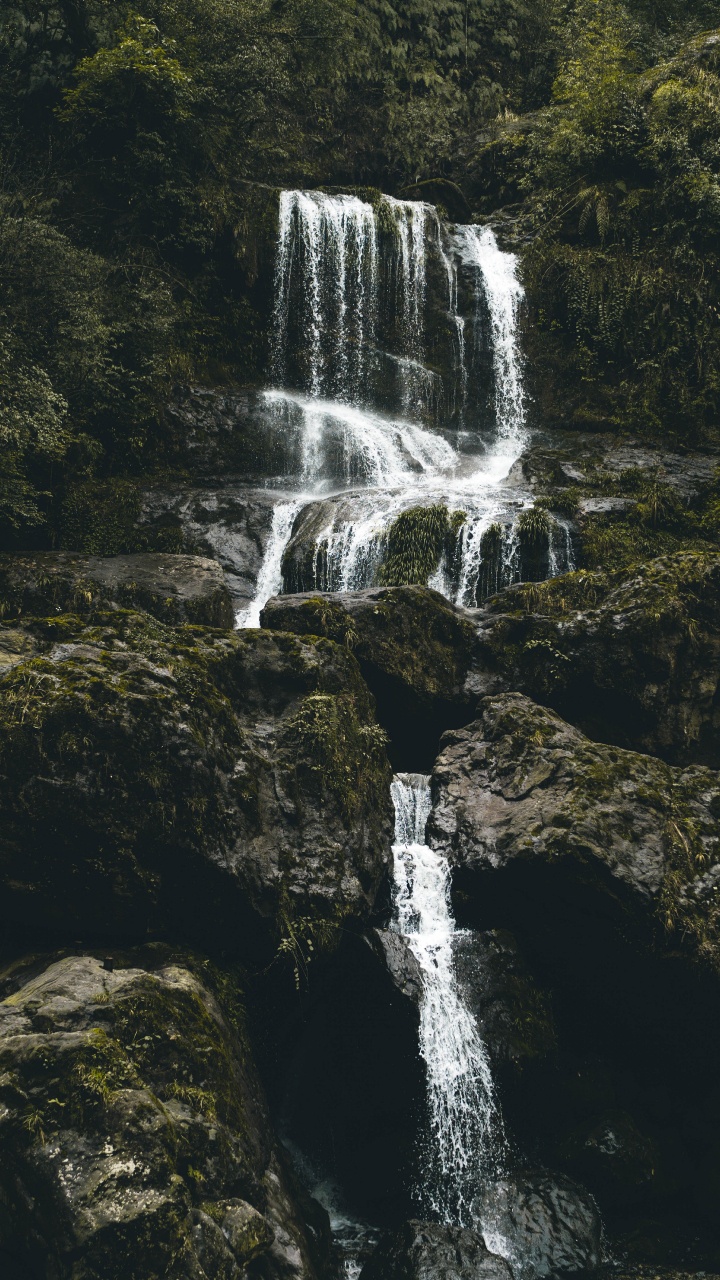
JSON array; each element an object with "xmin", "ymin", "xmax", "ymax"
[{"xmin": 0, "ymin": 608, "xmax": 392, "ymax": 952}]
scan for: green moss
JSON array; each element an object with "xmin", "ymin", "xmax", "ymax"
[
  {"xmin": 283, "ymin": 691, "xmax": 389, "ymax": 820},
  {"xmin": 537, "ymin": 487, "xmax": 581, "ymax": 517},
  {"xmin": 477, "ymin": 522, "xmax": 504, "ymax": 602},
  {"xmin": 378, "ymin": 504, "xmax": 450, "ymax": 587},
  {"xmin": 513, "ymin": 700, "xmax": 720, "ymax": 963}
]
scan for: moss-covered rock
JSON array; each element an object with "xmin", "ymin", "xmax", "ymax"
[
  {"xmin": 260, "ymin": 586, "xmax": 479, "ymax": 767},
  {"xmin": 377, "ymin": 505, "xmax": 459, "ymax": 588},
  {"xmin": 0, "ymin": 552, "xmax": 234, "ymax": 629},
  {"xmin": 429, "ymin": 693, "xmax": 720, "ymax": 968},
  {"xmin": 475, "ymin": 552, "xmax": 720, "ymax": 766},
  {"xmin": 0, "ymin": 949, "xmax": 331, "ymax": 1280},
  {"xmin": 0, "ymin": 610, "xmax": 391, "ymax": 950}
]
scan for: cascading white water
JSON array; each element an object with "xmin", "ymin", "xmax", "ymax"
[
  {"xmin": 234, "ymin": 499, "xmax": 303, "ymax": 628},
  {"xmin": 384, "ymin": 197, "xmax": 430, "ymax": 413},
  {"xmin": 432, "ymin": 214, "xmax": 467, "ymax": 413},
  {"xmin": 453, "ymin": 224, "xmax": 526, "ymax": 447},
  {"xmin": 391, "ymin": 774, "xmax": 507, "ymax": 1224},
  {"xmin": 272, "ymin": 190, "xmax": 378, "ymax": 402},
  {"xmin": 237, "ymin": 191, "xmax": 575, "ymax": 627}
]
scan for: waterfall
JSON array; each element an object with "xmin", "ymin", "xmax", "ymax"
[
  {"xmin": 272, "ymin": 190, "xmax": 378, "ymax": 402},
  {"xmin": 383, "ymin": 197, "xmax": 430, "ymax": 414},
  {"xmin": 390, "ymin": 774, "xmax": 507, "ymax": 1225},
  {"xmin": 453, "ymin": 224, "xmax": 526, "ymax": 449},
  {"xmin": 432, "ymin": 215, "xmax": 467, "ymax": 413},
  {"xmin": 235, "ymin": 499, "xmax": 302, "ymax": 628},
  {"xmin": 236, "ymin": 191, "xmax": 576, "ymax": 628}
]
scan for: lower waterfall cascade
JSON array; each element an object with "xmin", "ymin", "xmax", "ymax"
[
  {"xmin": 235, "ymin": 188, "xmax": 576, "ymax": 627},
  {"xmin": 391, "ymin": 775, "xmax": 507, "ymax": 1225}
]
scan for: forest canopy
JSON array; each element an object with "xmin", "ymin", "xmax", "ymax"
[{"xmin": 1, "ymin": 0, "xmax": 719, "ymax": 544}]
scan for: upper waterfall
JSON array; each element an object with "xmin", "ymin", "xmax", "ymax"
[
  {"xmin": 236, "ymin": 188, "xmax": 575, "ymax": 628},
  {"xmin": 267, "ymin": 187, "xmax": 529, "ymax": 444}
]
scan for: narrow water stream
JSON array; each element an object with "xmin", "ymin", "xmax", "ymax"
[{"xmin": 391, "ymin": 776, "xmax": 507, "ymax": 1225}]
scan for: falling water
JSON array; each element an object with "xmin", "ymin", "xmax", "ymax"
[
  {"xmin": 453, "ymin": 224, "xmax": 526, "ymax": 446},
  {"xmin": 272, "ymin": 190, "xmax": 378, "ymax": 401},
  {"xmin": 391, "ymin": 775, "xmax": 507, "ymax": 1224},
  {"xmin": 383, "ymin": 197, "xmax": 430, "ymax": 413},
  {"xmin": 234, "ymin": 499, "xmax": 302, "ymax": 628},
  {"xmin": 237, "ymin": 192, "xmax": 575, "ymax": 626}
]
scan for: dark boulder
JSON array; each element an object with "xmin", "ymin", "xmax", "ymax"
[
  {"xmin": 0, "ymin": 950, "xmax": 331, "ymax": 1280},
  {"xmin": 0, "ymin": 552, "xmax": 234, "ymax": 629},
  {"xmin": 359, "ymin": 1220, "xmax": 513, "ymax": 1280},
  {"xmin": 428, "ymin": 693, "xmax": 720, "ymax": 1254},
  {"xmin": 428, "ymin": 691, "xmax": 720, "ymax": 967},
  {"xmin": 480, "ymin": 1171, "xmax": 602, "ymax": 1278},
  {"xmin": 261, "ymin": 586, "xmax": 480, "ymax": 768},
  {"xmin": 368, "ymin": 929, "xmax": 425, "ymax": 1008},
  {"xmin": 475, "ymin": 552, "xmax": 720, "ymax": 766},
  {"xmin": 138, "ymin": 484, "xmax": 290, "ymax": 615},
  {"xmin": 560, "ymin": 1110, "xmax": 661, "ymax": 1208},
  {"xmin": 0, "ymin": 610, "xmax": 391, "ymax": 951},
  {"xmin": 452, "ymin": 930, "xmax": 556, "ymax": 1074}
]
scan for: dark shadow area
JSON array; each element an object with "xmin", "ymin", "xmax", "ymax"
[
  {"xmin": 452, "ymin": 860, "xmax": 720, "ymax": 1266},
  {"xmin": 362, "ymin": 672, "xmax": 474, "ymax": 774},
  {"xmin": 252, "ymin": 931, "xmax": 425, "ymax": 1230}
]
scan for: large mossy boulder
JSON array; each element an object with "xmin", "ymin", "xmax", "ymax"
[
  {"xmin": 0, "ymin": 553, "xmax": 235, "ymax": 629},
  {"xmin": 475, "ymin": 552, "xmax": 720, "ymax": 766},
  {"xmin": 0, "ymin": 610, "xmax": 391, "ymax": 951},
  {"xmin": 261, "ymin": 586, "xmax": 479, "ymax": 768},
  {"xmin": 428, "ymin": 693, "xmax": 720, "ymax": 1252},
  {"xmin": 0, "ymin": 950, "xmax": 331, "ymax": 1280},
  {"xmin": 428, "ymin": 692, "xmax": 720, "ymax": 967}
]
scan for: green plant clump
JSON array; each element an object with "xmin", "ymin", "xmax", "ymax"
[{"xmin": 378, "ymin": 504, "xmax": 451, "ymax": 587}]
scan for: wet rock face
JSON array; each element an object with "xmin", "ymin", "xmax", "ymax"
[
  {"xmin": 0, "ymin": 552, "xmax": 234, "ymax": 629},
  {"xmin": 510, "ymin": 436, "xmax": 720, "ymax": 504},
  {"xmin": 138, "ymin": 486, "xmax": 284, "ymax": 614},
  {"xmin": 261, "ymin": 586, "xmax": 479, "ymax": 768},
  {"xmin": 481, "ymin": 1172, "xmax": 602, "ymax": 1278},
  {"xmin": 475, "ymin": 552, "xmax": 720, "ymax": 767},
  {"xmin": 0, "ymin": 611, "xmax": 391, "ymax": 951},
  {"xmin": 164, "ymin": 388, "xmax": 305, "ymax": 478},
  {"xmin": 452, "ymin": 930, "xmax": 555, "ymax": 1073},
  {"xmin": 359, "ymin": 1220, "xmax": 513, "ymax": 1280},
  {"xmin": 428, "ymin": 692, "xmax": 720, "ymax": 963},
  {"xmin": 0, "ymin": 952, "xmax": 331, "ymax": 1280}
]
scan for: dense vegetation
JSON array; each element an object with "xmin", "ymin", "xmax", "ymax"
[{"xmin": 0, "ymin": 0, "xmax": 718, "ymax": 546}]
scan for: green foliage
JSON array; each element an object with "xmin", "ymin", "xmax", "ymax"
[
  {"xmin": 520, "ymin": 11, "xmax": 720, "ymax": 442},
  {"xmin": 517, "ymin": 505, "xmax": 552, "ymax": 548},
  {"xmin": 378, "ymin": 504, "xmax": 450, "ymax": 586},
  {"xmin": 275, "ymin": 908, "xmax": 340, "ymax": 990},
  {"xmin": 0, "ymin": 0, "xmax": 718, "ymax": 546},
  {"xmin": 0, "ymin": 333, "xmax": 70, "ymax": 534},
  {"xmin": 284, "ymin": 691, "xmax": 389, "ymax": 818}
]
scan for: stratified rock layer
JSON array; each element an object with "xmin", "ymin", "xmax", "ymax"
[{"xmin": 0, "ymin": 552, "xmax": 235, "ymax": 629}]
